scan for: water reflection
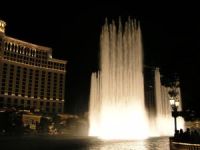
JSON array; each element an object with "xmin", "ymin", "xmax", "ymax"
[
  {"xmin": 0, "ymin": 136, "xmax": 170, "ymax": 150},
  {"xmin": 88, "ymin": 137, "xmax": 169, "ymax": 150}
]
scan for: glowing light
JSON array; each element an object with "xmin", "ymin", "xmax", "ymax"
[
  {"xmin": 97, "ymin": 103, "xmax": 150, "ymax": 140},
  {"xmin": 0, "ymin": 20, "xmax": 6, "ymax": 33}
]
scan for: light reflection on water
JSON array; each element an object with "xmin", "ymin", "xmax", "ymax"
[
  {"xmin": 0, "ymin": 135, "xmax": 170, "ymax": 150},
  {"xmin": 88, "ymin": 137, "xmax": 169, "ymax": 150}
]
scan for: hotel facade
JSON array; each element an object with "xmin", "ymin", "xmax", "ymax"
[{"xmin": 0, "ymin": 20, "xmax": 67, "ymax": 113}]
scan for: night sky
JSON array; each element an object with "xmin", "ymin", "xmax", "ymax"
[{"xmin": 1, "ymin": 3, "xmax": 200, "ymax": 113}]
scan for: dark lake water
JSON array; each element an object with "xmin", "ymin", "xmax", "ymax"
[{"xmin": 0, "ymin": 136, "xmax": 170, "ymax": 150}]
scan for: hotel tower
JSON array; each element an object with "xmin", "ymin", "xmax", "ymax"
[{"xmin": 0, "ymin": 20, "xmax": 67, "ymax": 113}]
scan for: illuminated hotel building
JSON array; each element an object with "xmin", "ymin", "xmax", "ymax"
[{"xmin": 0, "ymin": 20, "xmax": 67, "ymax": 113}]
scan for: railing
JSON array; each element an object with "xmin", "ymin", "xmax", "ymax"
[{"xmin": 170, "ymin": 137, "xmax": 200, "ymax": 150}]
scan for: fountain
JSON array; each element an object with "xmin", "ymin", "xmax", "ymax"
[
  {"xmin": 89, "ymin": 18, "xmax": 184, "ymax": 140},
  {"xmin": 154, "ymin": 68, "xmax": 184, "ymax": 136}
]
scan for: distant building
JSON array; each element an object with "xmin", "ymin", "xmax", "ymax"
[
  {"xmin": 22, "ymin": 113, "xmax": 42, "ymax": 130},
  {"xmin": 0, "ymin": 20, "xmax": 67, "ymax": 113}
]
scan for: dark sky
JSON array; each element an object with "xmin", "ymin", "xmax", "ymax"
[{"xmin": 1, "ymin": 2, "xmax": 200, "ymax": 113}]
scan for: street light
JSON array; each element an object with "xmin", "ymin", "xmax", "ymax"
[{"xmin": 169, "ymin": 96, "xmax": 180, "ymax": 133}]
